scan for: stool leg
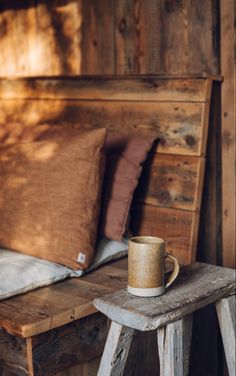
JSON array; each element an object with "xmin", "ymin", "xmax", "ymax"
[
  {"xmin": 157, "ymin": 314, "xmax": 192, "ymax": 376},
  {"xmin": 215, "ymin": 295, "xmax": 236, "ymax": 376},
  {"xmin": 97, "ymin": 321, "xmax": 134, "ymax": 376}
]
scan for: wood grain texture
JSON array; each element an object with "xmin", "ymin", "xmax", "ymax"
[
  {"xmin": 0, "ymin": 329, "xmax": 29, "ymax": 375},
  {"xmin": 135, "ymin": 154, "xmax": 205, "ymax": 210},
  {"xmin": 31, "ymin": 313, "xmax": 108, "ymax": 375},
  {"xmin": 0, "ymin": 99, "xmax": 205, "ymax": 156},
  {"xmin": 124, "ymin": 330, "xmax": 159, "ymax": 375},
  {"xmin": 0, "ymin": 258, "xmax": 128, "ymax": 338},
  {"xmin": 81, "ymin": 0, "xmax": 114, "ymax": 74},
  {"xmin": 159, "ymin": 0, "xmax": 220, "ymax": 75},
  {"xmin": 94, "ymin": 262, "xmax": 236, "ymax": 331},
  {"xmin": 157, "ymin": 315, "xmax": 192, "ymax": 376},
  {"xmin": 114, "ymin": 0, "xmax": 139, "ymax": 74},
  {"xmin": 97, "ymin": 322, "xmax": 134, "ymax": 376},
  {"xmin": 216, "ymin": 296, "xmax": 236, "ymax": 376},
  {"xmin": 0, "ymin": 76, "xmax": 212, "ymax": 102},
  {"xmin": 131, "ymin": 204, "xmax": 199, "ymax": 264},
  {"xmin": 0, "ymin": 1, "xmax": 219, "ymax": 77},
  {"xmin": 188, "ymin": 0, "xmax": 220, "ymax": 75},
  {"xmin": 114, "ymin": 0, "xmax": 219, "ymax": 75},
  {"xmin": 220, "ymin": 0, "xmax": 236, "ymax": 268}
]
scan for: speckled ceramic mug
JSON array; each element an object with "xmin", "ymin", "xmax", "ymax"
[{"xmin": 127, "ymin": 236, "xmax": 180, "ymax": 297}]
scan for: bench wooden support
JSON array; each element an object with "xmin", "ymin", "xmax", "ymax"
[{"xmin": 94, "ymin": 263, "xmax": 236, "ymax": 376}]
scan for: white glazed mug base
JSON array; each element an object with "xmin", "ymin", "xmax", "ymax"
[{"xmin": 127, "ymin": 285, "xmax": 165, "ymax": 297}]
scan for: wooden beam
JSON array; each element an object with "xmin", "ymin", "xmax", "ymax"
[
  {"xmin": 157, "ymin": 315, "xmax": 193, "ymax": 376},
  {"xmin": 220, "ymin": 0, "xmax": 236, "ymax": 268},
  {"xmin": 97, "ymin": 322, "xmax": 134, "ymax": 376}
]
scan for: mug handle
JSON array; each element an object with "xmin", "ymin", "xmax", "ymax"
[{"xmin": 165, "ymin": 253, "xmax": 180, "ymax": 288}]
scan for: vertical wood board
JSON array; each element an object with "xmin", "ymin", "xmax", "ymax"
[
  {"xmin": 81, "ymin": 0, "xmax": 115, "ymax": 74},
  {"xmin": 220, "ymin": 0, "xmax": 236, "ymax": 268}
]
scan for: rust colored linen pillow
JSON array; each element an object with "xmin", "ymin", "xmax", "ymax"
[{"xmin": 0, "ymin": 128, "xmax": 106, "ymax": 270}]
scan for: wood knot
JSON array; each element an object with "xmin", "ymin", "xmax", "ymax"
[
  {"xmin": 185, "ymin": 135, "xmax": 195, "ymax": 146},
  {"xmin": 119, "ymin": 18, "xmax": 127, "ymax": 33},
  {"xmin": 158, "ymin": 190, "xmax": 171, "ymax": 204},
  {"xmin": 223, "ymin": 130, "xmax": 233, "ymax": 146}
]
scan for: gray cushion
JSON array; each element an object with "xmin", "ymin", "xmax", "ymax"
[{"xmin": 0, "ymin": 238, "xmax": 128, "ymax": 300}]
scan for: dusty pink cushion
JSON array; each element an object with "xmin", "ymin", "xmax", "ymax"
[{"xmin": 100, "ymin": 132, "xmax": 154, "ymax": 240}]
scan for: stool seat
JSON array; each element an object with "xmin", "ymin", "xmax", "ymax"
[
  {"xmin": 94, "ymin": 262, "xmax": 235, "ymax": 331},
  {"xmin": 94, "ymin": 262, "xmax": 236, "ymax": 376}
]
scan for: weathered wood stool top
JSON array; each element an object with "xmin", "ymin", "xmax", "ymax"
[
  {"xmin": 94, "ymin": 263, "xmax": 236, "ymax": 376},
  {"xmin": 94, "ymin": 262, "xmax": 235, "ymax": 330}
]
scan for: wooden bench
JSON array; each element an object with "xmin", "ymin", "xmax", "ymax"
[
  {"xmin": 94, "ymin": 263, "xmax": 236, "ymax": 376},
  {"xmin": 0, "ymin": 75, "xmax": 219, "ymax": 375}
]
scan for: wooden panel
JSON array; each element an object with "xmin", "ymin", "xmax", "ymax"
[
  {"xmin": 0, "ymin": 77, "xmax": 211, "ymax": 102},
  {"xmin": 81, "ymin": 0, "xmax": 114, "ymax": 74},
  {"xmin": 135, "ymin": 154, "xmax": 205, "ymax": 210},
  {"xmin": 0, "ymin": 4, "xmax": 18, "ymax": 77},
  {"xmin": 114, "ymin": 0, "xmax": 219, "ymax": 76},
  {"xmin": 0, "ymin": 329, "xmax": 29, "ymax": 375},
  {"xmin": 0, "ymin": 99, "xmax": 206, "ymax": 156},
  {"xmin": 220, "ymin": 0, "xmax": 236, "ymax": 268},
  {"xmin": 188, "ymin": 0, "xmax": 220, "ymax": 75},
  {"xmin": 115, "ymin": 0, "xmax": 163, "ymax": 74},
  {"xmin": 0, "ymin": 0, "xmax": 220, "ymax": 77},
  {"xmin": 31, "ymin": 313, "xmax": 108, "ymax": 375},
  {"xmin": 0, "ymin": 1, "xmax": 82, "ymax": 77},
  {"xmin": 115, "ymin": 0, "xmax": 142, "ymax": 74},
  {"xmin": 131, "ymin": 204, "xmax": 199, "ymax": 264},
  {"xmin": 157, "ymin": 0, "xmax": 190, "ymax": 74}
]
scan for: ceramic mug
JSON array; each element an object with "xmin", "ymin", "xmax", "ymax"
[{"xmin": 127, "ymin": 236, "xmax": 180, "ymax": 297}]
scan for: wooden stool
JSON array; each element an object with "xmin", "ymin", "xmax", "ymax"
[{"xmin": 94, "ymin": 262, "xmax": 236, "ymax": 376}]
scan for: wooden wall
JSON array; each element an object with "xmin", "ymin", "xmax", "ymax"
[
  {"xmin": 0, "ymin": 0, "xmax": 234, "ymax": 269},
  {"xmin": 0, "ymin": 0, "xmax": 220, "ymax": 77}
]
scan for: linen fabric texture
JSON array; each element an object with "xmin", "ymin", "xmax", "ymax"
[
  {"xmin": 0, "ymin": 237, "xmax": 128, "ymax": 300},
  {"xmin": 0, "ymin": 128, "xmax": 107, "ymax": 270}
]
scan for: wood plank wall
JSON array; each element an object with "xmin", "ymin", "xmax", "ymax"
[
  {"xmin": 0, "ymin": 1, "xmax": 234, "ymax": 268},
  {"xmin": 0, "ymin": 0, "xmax": 220, "ymax": 77}
]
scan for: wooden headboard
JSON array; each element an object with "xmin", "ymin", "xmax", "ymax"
[{"xmin": 0, "ymin": 75, "xmax": 212, "ymax": 264}]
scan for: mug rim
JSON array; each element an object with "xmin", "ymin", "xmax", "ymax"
[{"xmin": 129, "ymin": 235, "xmax": 164, "ymax": 245}]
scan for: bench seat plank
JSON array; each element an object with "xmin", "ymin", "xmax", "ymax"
[{"xmin": 0, "ymin": 258, "xmax": 128, "ymax": 338}]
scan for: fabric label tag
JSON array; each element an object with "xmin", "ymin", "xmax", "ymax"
[{"xmin": 77, "ymin": 252, "xmax": 86, "ymax": 264}]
